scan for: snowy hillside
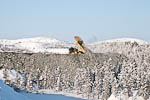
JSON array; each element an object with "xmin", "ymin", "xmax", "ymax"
[
  {"xmin": 0, "ymin": 80, "xmax": 29, "ymax": 100},
  {"xmin": 88, "ymin": 38, "xmax": 150, "ymax": 54},
  {"xmin": 93, "ymin": 38, "xmax": 148, "ymax": 45},
  {"xmin": 0, "ymin": 37, "xmax": 74, "ymax": 54},
  {"xmin": 0, "ymin": 37, "xmax": 149, "ymax": 54}
]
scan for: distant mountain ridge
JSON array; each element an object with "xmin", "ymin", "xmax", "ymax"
[
  {"xmin": 0, "ymin": 37, "xmax": 74, "ymax": 53},
  {"xmin": 0, "ymin": 37, "xmax": 149, "ymax": 54},
  {"xmin": 92, "ymin": 38, "xmax": 148, "ymax": 45}
]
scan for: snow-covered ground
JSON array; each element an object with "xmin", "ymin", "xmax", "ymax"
[
  {"xmin": 0, "ymin": 80, "xmax": 85, "ymax": 100},
  {"xmin": 108, "ymin": 93, "xmax": 145, "ymax": 100},
  {"xmin": 0, "ymin": 37, "xmax": 149, "ymax": 54},
  {"xmin": 0, "ymin": 37, "xmax": 74, "ymax": 54},
  {"xmin": 0, "ymin": 80, "xmax": 29, "ymax": 100}
]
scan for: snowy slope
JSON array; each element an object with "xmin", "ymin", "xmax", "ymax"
[
  {"xmin": 0, "ymin": 80, "xmax": 29, "ymax": 100},
  {"xmin": 88, "ymin": 38, "xmax": 150, "ymax": 53},
  {"xmin": 107, "ymin": 94, "xmax": 145, "ymax": 100},
  {"xmin": 0, "ymin": 37, "xmax": 149, "ymax": 54},
  {"xmin": 0, "ymin": 80, "xmax": 85, "ymax": 100},
  {"xmin": 92, "ymin": 38, "xmax": 148, "ymax": 45},
  {"xmin": 0, "ymin": 37, "xmax": 74, "ymax": 54}
]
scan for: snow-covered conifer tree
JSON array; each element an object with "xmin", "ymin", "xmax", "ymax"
[{"xmin": 3, "ymin": 69, "xmax": 10, "ymax": 85}]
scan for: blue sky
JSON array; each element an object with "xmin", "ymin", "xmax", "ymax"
[{"xmin": 0, "ymin": 0, "xmax": 150, "ymax": 42}]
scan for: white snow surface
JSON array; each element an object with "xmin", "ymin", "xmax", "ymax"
[
  {"xmin": 39, "ymin": 89, "xmax": 147, "ymax": 100},
  {"xmin": 39, "ymin": 89, "xmax": 87, "ymax": 100},
  {"xmin": 0, "ymin": 37, "xmax": 149, "ymax": 54},
  {"xmin": 0, "ymin": 37, "xmax": 73, "ymax": 54},
  {"xmin": 0, "ymin": 80, "xmax": 84, "ymax": 100},
  {"xmin": 107, "ymin": 94, "xmax": 145, "ymax": 100},
  {"xmin": 0, "ymin": 80, "xmax": 29, "ymax": 100}
]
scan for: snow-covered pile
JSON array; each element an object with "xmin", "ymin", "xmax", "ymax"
[{"xmin": 0, "ymin": 37, "xmax": 74, "ymax": 54}]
